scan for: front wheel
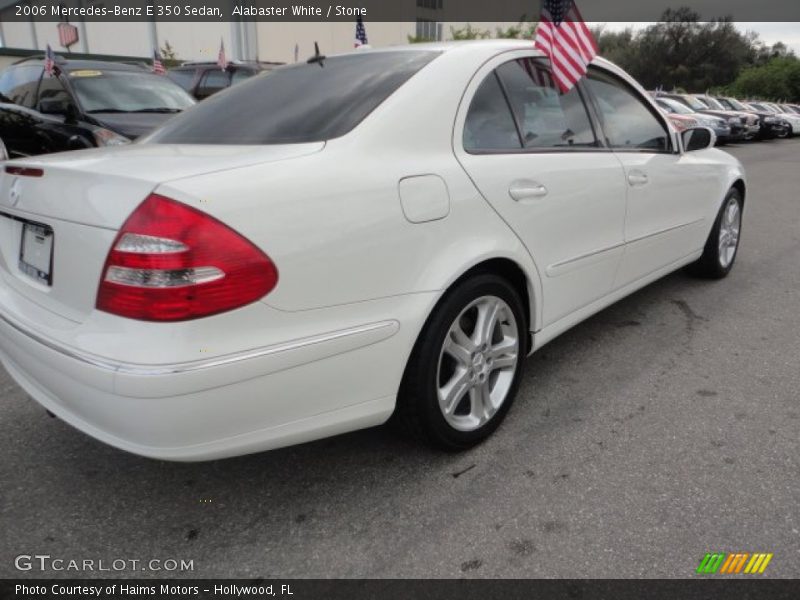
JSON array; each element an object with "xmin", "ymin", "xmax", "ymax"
[
  {"xmin": 394, "ymin": 274, "xmax": 527, "ymax": 450},
  {"xmin": 687, "ymin": 188, "xmax": 743, "ymax": 279}
]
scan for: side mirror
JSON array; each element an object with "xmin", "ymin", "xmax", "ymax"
[
  {"xmin": 39, "ymin": 98, "xmax": 70, "ymax": 115},
  {"xmin": 682, "ymin": 127, "xmax": 716, "ymax": 152}
]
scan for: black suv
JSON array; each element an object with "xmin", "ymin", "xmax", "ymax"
[
  {"xmin": 0, "ymin": 56, "xmax": 195, "ymax": 157},
  {"xmin": 168, "ymin": 61, "xmax": 283, "ymax": 100}
]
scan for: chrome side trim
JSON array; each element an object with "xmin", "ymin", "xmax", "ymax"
[
  {"xmin": 545, "ymin": 218, "xmax": 707, "ymax": 278},
  {"xmin": 626, "ymin": 218, "xmax": 706, "ymax": 245},
  {"xmin": 0, "ymin": 312, "xmax": 399, "ymax": 376},
  {"xmin": 546, "ymin": 242, "xmax": 625, "ymax": 277}
]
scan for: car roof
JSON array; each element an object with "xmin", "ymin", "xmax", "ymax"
[{"xmin": 13, "ymin": 57, "xmax": 149, "ymax": 72}]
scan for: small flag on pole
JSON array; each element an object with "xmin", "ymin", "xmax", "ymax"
[
  {"xmin": 44, "ymin": 44, "xmax": 56, "ymax": 78},
  {"xmin": 217, "ymin": 38, "xmax": 228, "ymax": 71},
  {"xmin": 152, "ymin": 48, "xmax": 166, "ymax": 75},
  {"xmin": 534, "ymin": 0, "xmax": 598, "ymax": 93},
  {"xmin": 354, "ymin": 15, "xmax": 368, "ymax": 48}
]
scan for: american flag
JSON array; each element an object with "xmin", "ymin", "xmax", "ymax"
[
  {"xmin": 354, "ymin": 15, "xmax": 368, "ymax": 48},
  {"xmin": 217, "ymin": 38, "xmax": 228, "ymax": 72},
  {"xmin": 521, "ymin": 57, "xmax": 554, "ymax": 89},
  {"xmin": 152, "ymin": 48, "xmax": 166, "ymax": 75},
  {"xmin": 44, "ymin": 44, "xmax": 56, "ymax": 78},
  {"xmin": 534, "ymin": 0, "xmax": 598, "ymax": 93}
]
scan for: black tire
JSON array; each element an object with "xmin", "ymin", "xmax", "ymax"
[
  {"xmin": 687, "ymin": 187, "xmax": 743, "ymax": 279},
  {"xmin": 393, "ymin": 273, "xmax": 527, "ymax": 450}
]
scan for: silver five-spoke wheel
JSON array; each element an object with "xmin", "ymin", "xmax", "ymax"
[{"xmin": 437, "ymin": 295, "xmax": 519, "ymax": 432}]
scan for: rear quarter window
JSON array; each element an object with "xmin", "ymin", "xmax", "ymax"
[{"xmin": 147, "ymin": 51, "xmax": 440, "ymax": 145}]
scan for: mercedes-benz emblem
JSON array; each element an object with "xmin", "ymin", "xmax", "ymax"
[{"xmin": 8, "ymin": 177, "xmax": 21, "ymax": 207}]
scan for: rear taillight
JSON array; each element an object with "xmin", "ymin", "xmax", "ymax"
[{"xmin": 96, "ymin": 194, "xmax": 278, "ymax": 321}]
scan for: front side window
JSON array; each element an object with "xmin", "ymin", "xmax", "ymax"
[
  {"xmin": 36, "ymin": 73, "xmax": 70, "ymax": 110},
  {"xmin": 587, "ymin": 69, "xmax": 671, "ymax": 152},
  {"xmin": 496, "ymin": 58, "xmax": 597, "ymax": 149},
  {"xmin": 149, "ymin": 51, "xmax": 439, "ymax": 145},
  {"xmin": 198, "ymin": 69, "xmax": 229, "ymax": 95}
]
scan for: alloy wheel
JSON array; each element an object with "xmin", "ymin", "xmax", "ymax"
[
  {"xmin": 718, "ymin": 196, "xmax": 741, "ymax": 268},
  {"xmin": 436, "ymin": 295, "xmax": 520, "ymax": 432}
]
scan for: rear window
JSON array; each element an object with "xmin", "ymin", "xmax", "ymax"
[{"xmin": 147, "ymin": 51, "xmax": 439, "ymax": 145}]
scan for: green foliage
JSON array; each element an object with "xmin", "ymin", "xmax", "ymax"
[
  {"xmin": 495, "ymin": 21, "xmax": 538, "ymax": 40},
  {"xmin": 158, "ymin": 40, "xmax": 182, "ymax": 67},
  {"xmin": 728, "ymin": 57, "xmax": 800, "ymax": 101},
  {"xmin": 591, "ymin": 7, "xmax": 797, "ymax": 99},
  {"xmin": 406, "ymin": 35, "xmax": 429, "ymax": 44},
  {"xmin": 449, "ymin": 24, "xmax": 491, "ymax": 40},
  {"xmin": 160, "ymin": 40, "xmax": 178, "ymax": 62}
]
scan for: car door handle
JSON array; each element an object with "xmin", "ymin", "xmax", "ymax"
[
  {"xmin": 509, "ymin": 181, "xmax": 548, "ymax": 201},
  {"xmin": 627, "ymin": 171, "xmax": 649, "ymax": 186}
]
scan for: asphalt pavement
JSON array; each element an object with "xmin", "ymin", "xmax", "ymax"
[{"xmin": 1, "ymin": 138, "xmax": 799, "ymax": 579}]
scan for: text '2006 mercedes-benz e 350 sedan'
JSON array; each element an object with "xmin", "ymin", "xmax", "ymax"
[{"xmin": 0, "ymin": 41, "xmax": 745, "ymax": 461}]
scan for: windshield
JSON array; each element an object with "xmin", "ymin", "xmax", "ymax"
[
  {"xmin": 69, "ymin": 69, "xmax": 195, "ymax": 113},
  {"xmin": 724, "ymin": 98, "xmax": 747, "ymax": 111},
  {"xmin": 678, "ymin": 95, "xmax": 708, "ymax": 111},
  {"xmin": 148, "ymin": 51, "xmax": 440, "ymax": 145},
  {"xmin": 660, "ymin": 98, "xmax": 693, "ymax": 114},
  {"xmin": 700, "ymin": 96, "xmax": 725, "ymax": 110}
]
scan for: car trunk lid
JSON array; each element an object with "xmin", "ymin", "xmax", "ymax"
[{"xmin": 0, "ymin": 142, "xmax": 324, "ymax": 323}]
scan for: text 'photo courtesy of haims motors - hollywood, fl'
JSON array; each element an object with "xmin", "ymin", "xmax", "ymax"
[{"xmin": 0, "ymin": 0, "xmax": 799, "ymax": 598}]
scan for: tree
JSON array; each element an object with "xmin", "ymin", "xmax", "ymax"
[
  {"xmin": 729, "ymin": 57, "xmax": 800, "ymax": 101},
  {"xmin": 160, "ymin": 40, "xmax": 178, "ymax": 62}
]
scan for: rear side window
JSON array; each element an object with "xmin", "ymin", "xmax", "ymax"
[
  {"xmin": 587, "ymin": 69, "xmax": 671, "ymax": 152},
  {"xmin": 0, "ymin": 66, "xmax": 43, "ymax": 107},
  {"xmin": 496, "ymin": 58, "xmax": 597, "ymax": 149},
  {"xmin": 463, "ymin": 73, "xmax": 521, "ymax": 151},
  {"xmin": 149, "ymin": 51, "xmax": 440, "ymax": 145},
  {"xmin": 167, "ymin": 69, "xmax": 197, "ymax": 91}
]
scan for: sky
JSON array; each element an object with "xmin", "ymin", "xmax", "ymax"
[{"xmin": 599, "ymin": 22, "xmax": 800, "ymax": 55}]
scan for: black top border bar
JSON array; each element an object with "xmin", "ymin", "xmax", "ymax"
[{"xmin": 4, "ymin": 0, "xmax": 800, "ymax": 22}]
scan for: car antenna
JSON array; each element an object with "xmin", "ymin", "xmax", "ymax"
[{"xmin": 307, "ymin": 42, "xmax": 325, "ymax": 67}]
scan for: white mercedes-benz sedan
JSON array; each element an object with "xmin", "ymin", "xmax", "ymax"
[{"xmin": 0, "ymin": 41, "xmax": 745, "ymax": 461}]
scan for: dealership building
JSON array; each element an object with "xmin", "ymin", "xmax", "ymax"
[{"xmin": 0, "ymin": 0, "xmax": 531, "ymax": 66}]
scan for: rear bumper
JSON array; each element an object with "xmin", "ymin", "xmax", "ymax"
[{"xmin": 0, "ymin": 295, "xmax": 432, "ymax": 461}]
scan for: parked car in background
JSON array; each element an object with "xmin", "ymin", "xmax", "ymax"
[
  {"xmin": 659, "ymin": 93, "xmax": 750, "ymax": 141},
  {"xmin": 715, "ymin": 96, "xmax": 790, "ymax": 140},
  {"xmin": 763, "ymin": 102, "xmax": 800, "ymax": 135},
  {"xmin": 653, "ymin": 96, "xmax": 730, "ymax": 140},
  {"xmin": 693, "ymin": 94, "xmax": 760, "ymax": 140},
  {"xmin": 745, "ymin": 102, "xmax": 796, "ymax": 137},
  {"xmin": 0, "ymin": 43, "xmax": 746, "ymax": 460},
  {"xmin": 0, "ymin": 101, "xmax": 120, "ymax": 157},
  {"xmin": 168, "ymin": 61, "xmax": 283, "ymax": 100},
  {"xmin": 0, "ymin": 56, "xmax": 195, "ymax": 147},
  {"xmin": 658, "ymin": 107, "xmax": 697, "ymax": 131}
]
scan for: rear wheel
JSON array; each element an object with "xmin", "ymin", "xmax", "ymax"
[
  {"xmin": 687, "ymin": 188, "xmax": 743, "ymax": 279},
  {"xmin": 395, "ymin": 273, "xmax": 526, "ymax": 450}
]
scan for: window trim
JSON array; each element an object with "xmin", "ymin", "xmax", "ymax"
[
  {"xmin": 463, "ymin": 58, "xmax": 608, "ymax": 156},
  {"xmin": 584, "ymin": 66, "xmax": 676, "ymax": 155}
]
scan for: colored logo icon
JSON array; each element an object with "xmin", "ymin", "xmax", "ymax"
[{"xmin": 697, "ymin": 552, "xmax": 773, "ymax": 574}]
